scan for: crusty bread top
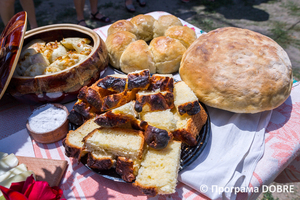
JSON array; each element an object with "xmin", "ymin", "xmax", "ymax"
[
  {"xmin": 120, "ymin": 40, "xmax": 156, "ymax": 74},
  {"xmin": 130, "ymin": 14, "xmax": 156, "ymax": 41},
  {"xmin": 107, "ymin": 20, "xmax": 137, "ymax": 36},
  {"xmin": 165, "ymin": 25, "xmax": 197, "ymax": 49},
  {"xmin": 180, "ymin": 27, "xmax": 293, "ymax": 113},
  {"xmin": 105, "ymin": 31, "xmax": 137, "ymax": 68},
  {"xmin": 149, "ymin": 36, "xmax": 186, "ymax": 74},
  {"xmin": 153, "ymin": 15, "xmax": 183, "ymax": 38}
]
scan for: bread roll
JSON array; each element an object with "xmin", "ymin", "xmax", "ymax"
[
  {"xmin": 149, "ymin": 36, "xmax": 186, "ymax": 74},
  {"xmin": 165, "ymin": 25, "xmax": 197, "ymax": 48},
  {"xmin": 107, "ymin": 20, "xmax": 137, "ymax": 36},
  {"xmin": 153, "ymin": 15, "xmax": 183, "ymax": 38},
  {"xmin": 120, "ymin": 40, "xmax": 156, "ymax": 73},
  {"xmin": 180, "ymin": 27, "xmax": 293, "ymax": 113},
  {"xmin": 105, "ymin": 31, "xmax": 137, "ymax": 69},
  {"xmin": 130, "ymin": 14, "xmax": 156, "ymax": 41}
]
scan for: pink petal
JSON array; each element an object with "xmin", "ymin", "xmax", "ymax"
[
  {"xmin": 51, "ymin": 186, "xmax": 64, "ymax": 199},
  {"xmin": 9, "ymin": 181, "xmax": 25, "ymax": 193},
  {"xmin": 27, "ymin": 181, "xmax": 57, "ymax": 200},
  {"xmin": 22, "ymin": 175, "xmax": 35, "ymax": 197},
  {"xmin": 0, "ymin": 185, "xmax": 28, "ymax": 200}
]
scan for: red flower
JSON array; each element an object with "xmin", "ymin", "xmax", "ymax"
[{"xmin": 0, "ymin": 175, "xmax": 65, "ymax": 200}]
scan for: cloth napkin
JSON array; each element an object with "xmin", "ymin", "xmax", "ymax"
[
  {"xmin": 179, "ymin": 106, "xmax": 272, "ymax": 200},
  {"xmin": 0, "ymin": 128, "xmax": 35, "ymax": 157}
]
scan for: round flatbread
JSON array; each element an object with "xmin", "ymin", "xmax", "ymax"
[{"xmin": 179, "ymin": 27, "xmax": 293, "ymax": 113}]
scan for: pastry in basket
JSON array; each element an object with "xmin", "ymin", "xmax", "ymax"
[
  {"xmin": 180, "ymin": 27, "xmax": 293, "ymax": 113},
  {"xmin": 16, "ymin": 37, "xmax": 92, "ymax": 77},
  {"xmin": 105, "ymin": 14, "xmax": 196, "ymax": 74}
]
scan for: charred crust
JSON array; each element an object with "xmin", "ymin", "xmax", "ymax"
[
  {"xmin": 128, "ymin": 70, "xmax": 150, "ymax": 90},
  {"xmin": 63, "ymin": 138, "xmax": 81, "ymax": 158},
  {"xmin": 73, "ymin": 101, "xmax": 93, "ymax": 119},
  {"xmin": 144, "ymin": 125, "xmax": 171, "ymax": 149},
  {"xmin": 134, "ymin": 91, "xmax": 174, "ymax": 112},
  {"xmin": 83, "ymin": 88, "xmax": 102, "ymax": 111},
  {"xmin": 131, "ymin": 120, "xmax": 148, "ymax": 131},
  {"xmin": 78, "ymin": 86, "xmax": 89, "ymax": 100},
  {"xmin": 178, "ymin": 101, "xmax": 201, "ymax": 116},
  {"xmin": 101, "ymin": 93, "xmax": 123, "ymax": 112},
  {"xmin": 116, "ymin": 157, "xmax": 136, "ymax": 182},
  {"xmin": 172, "ymin": 130, "xmax": 198, "ymax": 146},
  {"xmin": 149, "ymin": 75, "xmax": 174, "ymax": 92},
  {"xmin": 94, "ymin": 112, "xmax": 131, "ymax": 127},
  {"xmin": 86, "ymin": 153, "xmax": 114, "ymax": 170},
  {"xmin": 163, "ymin": 92, "xmax": 175, "ymax": 109},
  {"xmin": 133, "ymin": 184, "xmax": 157, "ymax": 197},
  {"xmin": 68, "ymin": 109, "xmax": 85, "ymax": 126},
  {"xmin": 97, "ymin": 76, "xmax": 126, "ymax": 93},
  {"xmin": 78, "ymin": 86, "xmax": 102, "ymax": 111},
  {"xmin": 101, "ymin": 90, "xmax": 136, "ymax": 112}
]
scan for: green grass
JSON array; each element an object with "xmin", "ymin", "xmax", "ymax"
[
  {"xmin": 270, "ymin": 22, "xmax": 300, "ymax": 49},
  {"xmin": 284, "ymin": 1, "xmax": 300, "ymax": 16},
  {"xmin": 293, "ymin": 68, "xmax": 300, "ymax": 81},
  {"xmin": 261, "ymin": 191, "xmax": 279, "ymax": 200}
]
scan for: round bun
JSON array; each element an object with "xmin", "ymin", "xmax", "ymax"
[
  {"xmin": 153, "ymin": 14, "xmax": 183, "ymax": 38},
  {"xmin": 105, "ymin": 31, "xmax": 137, "ymax": 69},
  {"xmin": 120, "ymin": 40, "xmax": 156, "ymax": 73},
  {"xmin": 165, "ymin": 26, "xmax": 197, "ymax": 48},
  {"xmin": 150, "ymin": 36, "xmax": 186, "ymax": 74},
  {"xmin": 106, "ymin": 14, "xmax": 196, "ymax": 74},
  {"xmin": 130, "ymin": 14, "xmax": 156, "ymax": 41},
  {"xmin": 179, "ymin": 27, "xmax": 293, "ymax": 113},
  {"xmin": 107, "ymin": 20, "xmax": 136, "ymax": 36}
]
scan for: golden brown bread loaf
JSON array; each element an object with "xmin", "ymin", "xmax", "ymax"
[
  {"xmin": 180, "ymin": 27, "xmax": 293, "ymax": 113},
  {"xmin": 65, "ymin": 69, "xmax": 208, "ymax": 194},
  {"xmin": 106, "ymin": 14, "xmax": 196, "ymax": 74},
  {"xmin": 68, "ymin": 70, "xmax": 150, "ymax": 125}
]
